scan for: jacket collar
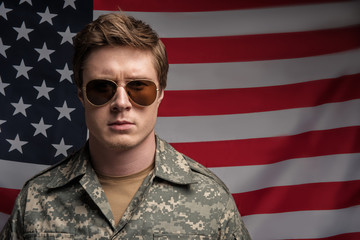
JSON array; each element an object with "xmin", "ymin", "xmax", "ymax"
[
  {"xmin": 46, "ymin": 143, "xmax": 91, "ymax": 189},
  {"xmin": 153, "ymin": 136, "xmax": 196, "ymax": 185},
  {"xmin": 46, "ymin": 136, "xmax": 196, "ymax": 189}
]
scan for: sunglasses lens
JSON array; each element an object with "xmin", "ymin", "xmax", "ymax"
[
  {"xmin": 126, "ymin": 80, "xmax": 157, "ymax": 106},
  {"xmin": 85, "ymin": 80, "xmax": 158, "ymax": 107},
  {"xmin": 86, "ymin": 80, "xmax": 117, "ymax": 106}
]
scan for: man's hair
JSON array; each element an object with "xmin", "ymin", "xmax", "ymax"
[{"xmin": 72, "ymin": 13, "xmax": 168, "ymax": 90}]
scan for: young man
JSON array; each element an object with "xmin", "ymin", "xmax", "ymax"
[{"xmin": 1, "ymin": 13, "xmax": 251, "ymax": 239}]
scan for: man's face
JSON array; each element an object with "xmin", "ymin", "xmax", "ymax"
[{"xmin": 79, "ymin": 46, "xmax": 164, "ymax": 151}]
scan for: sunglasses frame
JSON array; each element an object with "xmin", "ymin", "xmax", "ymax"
[{"xmin": 82, "ymin": 79, "xmax": 160, "ymax": 107}]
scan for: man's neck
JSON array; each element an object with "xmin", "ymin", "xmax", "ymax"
[{"xmin": 89, "ymin": 133, "xmax": 156, "ymax": 177}]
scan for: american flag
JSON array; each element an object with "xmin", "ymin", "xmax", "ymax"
[{"xmin": 1, "ymin": 0, "xmax": 360, "ymax": 239}]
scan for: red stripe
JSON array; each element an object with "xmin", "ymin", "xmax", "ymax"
[
  {"xmin": 0, "ymin": 187, "xmax": 20, "ymax": 215},
  {"xmin": 159, "ymin": 73, "xmax": 360, "ymax": 117},
  {"xmin": 162, "ymin": 25, "xmax": 360, "ymax": 63},
  {"xmin": 233, "ymin": 180, "xmax": 360, "ymax": 216},
  {"xmin": 171, "ymin": 126, "xmax": 360, "ymax": 167},
  {"xmin": 286, "ymin": 232, "xmax": 360, "ymax": 240},
  {"xmin": 93, "ymin": 0, "xmax": 349, "ymax": 12}
]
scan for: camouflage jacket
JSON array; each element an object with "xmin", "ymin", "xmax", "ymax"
[{"xmin": 1, "ymin": 136, "xmax": 251, "ymax": 239}]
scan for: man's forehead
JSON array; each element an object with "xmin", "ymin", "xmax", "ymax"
[{"xmin": 82, "ymin": 47, "xmax": 158, "ymax": 83}]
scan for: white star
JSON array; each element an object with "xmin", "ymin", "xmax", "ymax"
[
  {"xmin": 0, "ymin": 76, "xmax": 10, "ymax": 96},
  {"xmin": 13, "ymin": 60, "xmax": 33, "ymax": 79},
  {"xmin": 63, "ymin": 0, "xmax": 76, "ymax": 9},
  {"xmin": 13, "ymin": 21, "xmax": 34, "ymax": 41},
  {"xmin": 58, "ymin": 26, "xmax": 75, "ymax": 45},
  {"xmin": 7, "ymin": 134, "xmax": 28, "ymax": 154},
  {"xmin": 35, "ymin": 43, "xmax": 55, "ymax": 62},
  {"xmin": 31, "ymin": 118, "xmax": 52, "ymax": 137},
  {"xmin": 0, "ymin": 119, "xmax": 6, "ymax": 133},
  {"xmin": 37, "ymin": 7, "xmax": 57, "ymax": 25},
  {"xmin": 55, "ymin": 101, "xmax": 75, "ymax": 120},
  {"xmin": 0, "ymin": 2, "xmax": 12, "ymax": 20},
  {"xmin": 34, "ymin": 80, "xmax": 54, "ymax": 100},
  {"xmin": 19, "ymin": 0, "xmax": 33, "ymax": 5},
  {"xmin": 52, "ymin": 138, "xmax": 72, "ymax": 157},
  {"xmin": 56, "ymin": 63, "xmax": 73, "ymax": 83},
  {"xmin": 0, "ymin": 38, "xmax": 11, "ymax": 57},
  {"xmin": 11, "ymin": 97, "xmax": 31, "ymax": 117}
]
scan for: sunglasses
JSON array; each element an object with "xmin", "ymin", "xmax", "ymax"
[{"xmin": 83, "ymin": 79, "xmax": 159, "ymax": 107}]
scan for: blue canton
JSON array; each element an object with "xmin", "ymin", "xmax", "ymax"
[{"xmin": 0, "ymin": 0, "xmax": 92, "ymax": 165}]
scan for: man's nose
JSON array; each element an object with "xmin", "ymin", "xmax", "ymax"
[{"xmin": 110, "ymin": 86, "xmax": 132, "ymax": 111}]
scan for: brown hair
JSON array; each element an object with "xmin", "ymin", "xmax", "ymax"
[{"xmin": 72, "ymin": 13, "xmax": 168, "ymax": 90}]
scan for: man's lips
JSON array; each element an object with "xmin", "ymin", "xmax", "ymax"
[{"xmin": 108, "ymin": 120, "xmax": 134, "ymax": 131}]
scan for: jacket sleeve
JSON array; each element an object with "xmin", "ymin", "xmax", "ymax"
[
  {"xmin": 219, "ymin": 194, "xmax": 252, "ymax": 240},
  {"xmin": 0, "ymin": 186, "xmax": 28, "ymax": 240}
]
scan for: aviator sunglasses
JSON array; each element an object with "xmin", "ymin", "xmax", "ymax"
[{"xmin": 83, "ymin": 79, "xmax": 159, "ymax": 107}]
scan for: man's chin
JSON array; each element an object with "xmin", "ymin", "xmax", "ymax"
[
  {"xmin": 105, "ymin": 139, "xmax": 135, "ymax": 151},
  {"xmin": 95, "ymin": 130, "xmax": 155, "ymax": 152}
]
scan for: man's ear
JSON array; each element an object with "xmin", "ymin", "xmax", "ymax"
[
  {"xmin": 158, "ymin": 89, "xmax": 164, "ymax": 104},
  {"xmin": 78, "ymin": 88, "xmax": 85, "ymax": 106}
]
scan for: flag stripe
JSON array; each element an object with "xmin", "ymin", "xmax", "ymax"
[
  {"xmin": 162, "ymin": 25, "xmax": 360, "ymax": 64},
  {"xmin": 3, "ymin": 181, "xmax": 359, "ymax": 228},
  {"xmin": 171, "ymin": 126, "xmax": 360, "ymax": 167},
  {"xmin": 242, "ymin": 205, "xmax": 360, "ymax": 239},
  {"xmin": 288, "ymin": 232, "xmax": 360, "ymax": 240},
  {"xmin": 3, "ymin": 180, "xmax": 358, "ymax": 226},
  {"xmin": 0, "ymin": 159, "xmax": 48, "ymax": 189},
  {"xmin": 166, "ymin": 49, "xmax": 360, "ymax": 90},
  {"xmin": 159, "ymin": 73, "xmax": 360, "ymax": 116},
  {"xmin": 0, "ymin": 213, "xmax": 10, "ymax": 231},
  {"xmin": 93, "ymin": 0, "xmax": 350, "ymax": 12},
  {"xmin": 156, "ymin": 99, "xmax": 360, "ymax": 143},
  {"xmin": 235, "ymin": 181, "xmax": 360, "ymax": 216},
  {"xmin": 211, "ymin": 153, "xmax": 360, "ymax": 193},
  {"xmin": 94, "ymin": 1, "xmax": 360, "ymax": 37},
  {"xmin": 1, "ymin": 152, "xmax": 359, "ymax": 205},
  {"xmin": 0, "ymin": 188, "xmax": 19, "ymax": 215}
]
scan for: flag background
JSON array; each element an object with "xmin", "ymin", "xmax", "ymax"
[{"xmin": 1, "ymin": 0, "xmax": 360, "ymax": 239}]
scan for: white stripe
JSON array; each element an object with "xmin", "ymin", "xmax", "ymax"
[
  {"xmin": 243, "ymin": 205, "xmax": 360, "ymax": 240},
  {"xmin": 94, "ymin": 2, "xmax": 360, "ymax": 37},
  {"xmin": 166, "ymin": 48, "xmax": 360, "ymax": 90},
  {"xmin": 156, "ymin": 99, "xmax": 360, "ymax": 143},
  {"xmin": 3, "ymin": 153, "xmax": 359, "ymax": 194},
  {"xmin": 210, "ymin": 153, "xmax": 360, "ymax": 194},
  {"xmin": 0, "ymin": 159, "xmax": 48, "ymax": 189},
  {"xmin": 2, "ymin": 153, "xmax": 359, "ymax": 195},
  {"xmin": 0, "ymin": 212, "xmax": 9, "ymax": 232}
]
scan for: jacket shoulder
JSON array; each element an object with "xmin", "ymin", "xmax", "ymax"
[
  {"xmin": 182, "ymin": 154, "xmax": 231, "ymax": 194},
  {"xmin": 21, "ymin": 147, "xmax": 83, "ymax": 188}
]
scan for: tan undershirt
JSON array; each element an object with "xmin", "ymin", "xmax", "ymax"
[{"xmin": 96, "ymin": 162, "xmax": 154, "ymax": 226}]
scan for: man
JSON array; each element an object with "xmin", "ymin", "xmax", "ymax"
[{"xmin": 1, "ymin": 13, "xmax": 251, "ymax": 239}]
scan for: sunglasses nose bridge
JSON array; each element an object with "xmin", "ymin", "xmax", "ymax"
[{"xmin": 111, "ymin": 84, "xmax": 132, "ymax": 107}]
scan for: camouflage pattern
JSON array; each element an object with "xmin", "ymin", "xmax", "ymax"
[{"xmin": 1, "ymin": 136, "xmax": 251, "ymax": 239}]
